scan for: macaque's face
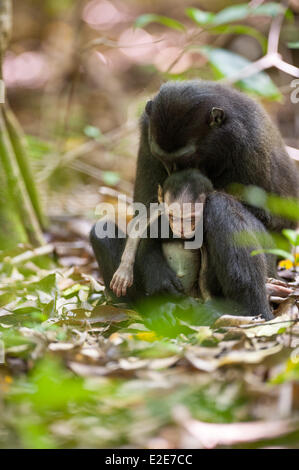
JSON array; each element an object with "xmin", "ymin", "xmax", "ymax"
[
  {"xmin": 145, "ymin": 86, "xmax": 225, "ymax": 174},
  {"xmin": 158, "ymin": 186, "xmax": 205, "ymax": 239}
]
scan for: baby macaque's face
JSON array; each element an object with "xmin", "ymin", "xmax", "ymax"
[{"xmin": 158, "ymin": 185, "xmax": 205, "ymax": 239}]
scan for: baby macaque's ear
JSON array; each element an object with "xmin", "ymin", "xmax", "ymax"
[
  {"xmin": 158, "ymin": 184, "xmax": 164, "ymax": 203},
  {"xmin": 209, "ymin": 107, "xmax": 225, "ymax": 127}
]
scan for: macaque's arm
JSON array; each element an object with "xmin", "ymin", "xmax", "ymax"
[
  {"xmin": 110, "ymin": 206, "xmax": 162, "ymax": 297},
  {"xmin": 110, "ymin": 236, "xmax": 140, "ymax": 297}
]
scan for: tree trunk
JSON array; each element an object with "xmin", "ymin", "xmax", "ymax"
[{"xmin": 0, "ymin": 0, "xmax": 45, "ymax": 249}]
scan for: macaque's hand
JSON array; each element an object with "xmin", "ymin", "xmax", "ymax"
[{"xmin": 110, "ymin": 264, "xmax": 133, "ymax": 297}]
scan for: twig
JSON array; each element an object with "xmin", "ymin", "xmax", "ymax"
[
  {"xmin": 267, "ymin": 13, "xmax": 284, "ymax": 55},
  {"xmin": 5, "ymin": 244, "xmax": 54, "ymax": 265},
  {"xmin": 275, "ymin": 60, "xmax": 299, "ymax": 77},
  {"xmin": 38, "ymin": 121, "xmax": 137, "ymax": 182},
  {"xmin": 166, "ymin": 28, "xmax": 209, "ymax": 74},
  {"xmin": 223, "ymin": 53, "xmax": 280, "ymax": 84},
  {"xmin": 240, "ymin": 318, "xmax": 299, "ymax": 329},
  {"xmin": 82, "ymin": 37, "xmax": 163, "ymax": 53},
  {"xmin": 223, "ymin": 10, "xmax": 299, "ymax": 84},
  {"xmin": 68, "ymin": 160, "xmax": 133, "ymax": 194}
]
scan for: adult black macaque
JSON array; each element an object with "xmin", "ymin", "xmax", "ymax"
[{"xmin": 90, "ymin": 80, "xmax": 299, "ymax": 311}]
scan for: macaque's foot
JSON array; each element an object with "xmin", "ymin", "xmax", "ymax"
[{"xmin": 110, "ymin": 265, "xmax": 134, "ymax": 297}]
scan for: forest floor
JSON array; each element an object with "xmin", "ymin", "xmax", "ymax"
[{"xmin": 0, "ymin": 217, "xmax": 299, "ymax": 449}]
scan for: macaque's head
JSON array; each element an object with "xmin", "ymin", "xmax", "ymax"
[
  {"xmin": 145, "ymin": 81, "xmax": 226, "ymax": 174},
  {"xmin": 158, "ymin": 169, "xmax": 213, "ymax": 239}
]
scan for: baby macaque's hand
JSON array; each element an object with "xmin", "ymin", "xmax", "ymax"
[{"xmin": 110, "ymin": 264, "xmax": 133, "ymax": 297}]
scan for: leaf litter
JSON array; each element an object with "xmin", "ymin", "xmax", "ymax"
[{"xmin": 0, "ymin": 243, "xmax": 298, "ymax": 449}]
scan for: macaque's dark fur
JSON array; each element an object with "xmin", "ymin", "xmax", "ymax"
[
  {"xmin": 135, "ymin": 81, "xmax": 298, "ymax": 228},
  {"xmin": 204, "ymin": 191, "xmax": 274, "ymax": 319},
  {"xmin": 91, "ymin": 80, "xmax": 298, "ymax": 311}
]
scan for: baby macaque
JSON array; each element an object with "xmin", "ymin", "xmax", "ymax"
[
  {"xmin": 110, "ymin": 169, "xmax": 211, "ymax": 297},
  {"xmin": 110, "ymin": 168, "xmax": 276, "ymax": 320},
  {"xmin": 108, "ymin": 167, "xmax": 277, "ymax": 319}
]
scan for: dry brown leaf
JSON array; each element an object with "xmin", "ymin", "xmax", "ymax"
[
  {"xmin": 48, "ymin": 342, "xmax": 75, "ymax": 351},
  {"xmin": 185, "ymin": 353, "xmax": 217, "ymax": 372},
  {"xmin": 273, "ymin": 298, "xmax": 298, "ymax": 317},
  {"xmin": 217, "ymin": 343, "xmax": 283, "ymax": 366},
  {"xmin": 186, "ymin": 343, "xmax": 283, "ymax": 371},
  {"xmin": 69, "ymin": 304, "xmax": 130, "ymax": 324},
  {"xmin": 118, "ymin": 357, "xmax": 149, "ymax": 370},
  {"xmin": 242, "ymin": 314, "xmax": 295, "ymax": 338},
  {"xmin": 68, "ymin": 361, "xmax": 108, "ymax": 377},
  {"xmin": 214, "ymin": 315, "xmax": 259, "ymax": 328},
  {"xmin": 148, "ymin": 356, "xmax": 179, "ymax": 370}
]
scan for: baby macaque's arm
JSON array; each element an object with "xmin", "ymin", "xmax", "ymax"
[
  {"xmin": 110, "ymin": 207, "xmax": 162, "ymax": 297},
  {"xmin": 110, "ymin": 236, "xmax": 140, "ymax": 297}
]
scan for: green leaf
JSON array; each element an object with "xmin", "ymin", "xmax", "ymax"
[
  {"xmin": 186, "ymin": 3, "xmax": 287, "ymax": 29},
  {"xmin": 282, "ymin": 229, "xmax": 299, "ymax": 247},
  {"xmin": 26, "ymin": 135, "xmax": 53, "ymax": 160},
  {"xmin": 284, "ymin": 8, "xmax": 295, "ymax": 21},
  {"xmin": 102, "ymin": 171, "xmax": 120, "ymax": 186},
  {"xmin": 209, "ymin": 24, "xmax": 267, "ymax": 54},
  {"xmin": 186, "ymin": 3, "xmax": 287, "ymax": 31},
  {"xmin": 200, "ymin": 46, "xmax": 281, "ymax": 100},
  {"xmin": 135, "ymin": 14, "xmax": 185, "ymax": 31},
  {"xmin": 271, "ymin": 358, "xmax": 299, "ymax": 384},
  {"xmin": 253, "ymin": 3, "xmax": 286, "ymax": 18},
  {"xmin": 266, "ymin": 195, "xmax": 299, "ymax": 221},
  {"xmin": 62, "ymin": 283, "xmax": 89, "ymax": 298},
  {"xmin": 10, "ymin": 357, "xmax": 94, "ymax": 412},
  {"xmin": 0, "ymin": 308, "xmax": 47, "ymax": 326},
  {"xmin": 251, "ymin": 248, "xmax": 294, "ymax": 262},
  {"xmin": 288, "ymin": 41, "xmax": 299, "ymax": 49},
  {"xmin": 84, "ymin": 125, "xmax": 102, "ymax": 140},
  {"xmin": 140, "ymin": 297, "xmax": 224, "ymax": 339},
  {"xmin": 213, "ymin": 2, "xmax": 286, "ymax": 25},
  {"xmin": 213, "ymin": 4, "xmax": 251, "ymax": 25},
  {"xmin": 237, "ymin": 185, "xmax": 299, "ymax": 222},
  {"xmin": 27, "ymin": 274, "xmax": 58, "ymax": 297},
  {"xmin": 0, "ymin": 329, "xmax": 34, "ymax": 351},
  {"xmin": 185, "ymin": 8, "xmax": 215, "ymax": 25},
  {"xmin": 0, "ymin": 292, "xmax": 15, "ymax": 307}
]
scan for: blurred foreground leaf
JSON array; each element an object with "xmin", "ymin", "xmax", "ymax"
[
  {"xmin": 135, "ymin": 14, "xmax": 185, "ymax": 31},
  {"xmin": 200, "ymin": 46, "xmax": 281, "ymax": 100},
  {"xmin": 9, "ymin": 357, "xmax": 94, "ymax": 411},
  {"xmin": 187, "ymin": 3, "xmax": 288, "ymax": 27},
  {"xmin": 271, "ymin": 359, "xmax": 299, "ymax": 384},
  {"xmin": 282, "ymin": 229, "xmax": 299, "ymax": 247},
  {"xmin": 288, "ymin": 41, "xmax": 299, "ymax": 49}
]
